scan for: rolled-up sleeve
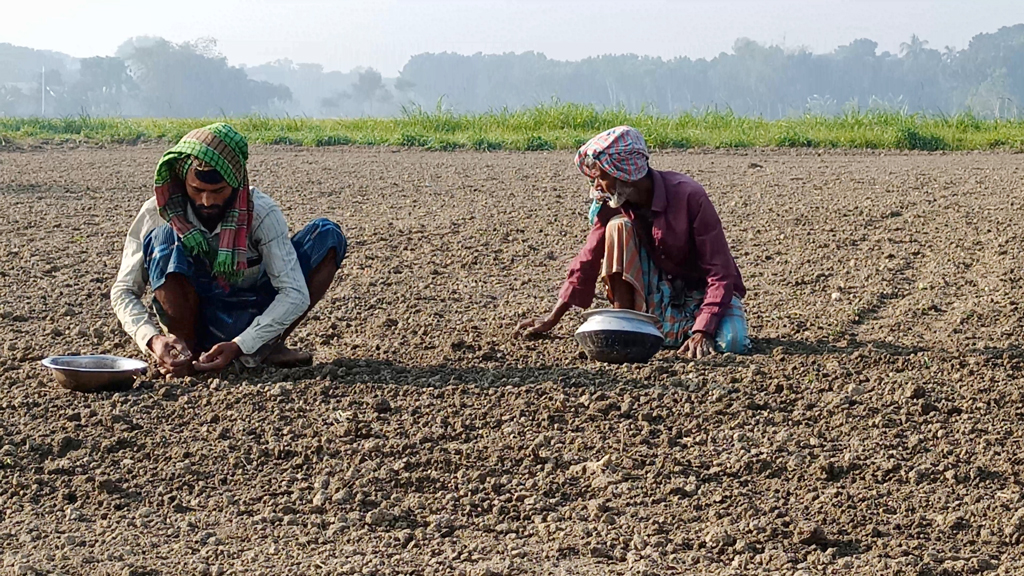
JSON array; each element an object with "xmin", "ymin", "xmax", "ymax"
[
  {"xmin": 690, "ymin": 194, "xmax": 738, "ymax": 336},
  {"xmin": 231, "ymin": 207, "xmax": 310, "ymax": 355},
  {"xmin": 110, "ymin": 202, "xmax": 163, "ymax": 354}
]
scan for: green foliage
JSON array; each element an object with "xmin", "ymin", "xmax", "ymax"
[
  {"xmin": 9, "ymin": 25, "xmax": 1024, "ymax": 120},
  {"xmin": 4, "ymin": 104, "xmax": 1024, "ymax": 151},
  {"xmin": 398, "ymin": 132, "xmax": 430, "ymax": 147},
  {"xmin": 523, "ymin": 135, "xmax": 554, "ymax": 151},
  {"xmin": 394, "ymin": 25, "xmax": 1024, "ymax": 120},
  {"xmin": 470, "ymin": 136, "xmax": 503, "ymax": 151},
  {"xmin": 894, "ymin": 126, "xmax": 949, "ymax": 151}
]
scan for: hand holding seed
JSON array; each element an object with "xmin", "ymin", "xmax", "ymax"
[{"xmin": 149, "ymin": 335, "xmax": 193, "ymax": 377}]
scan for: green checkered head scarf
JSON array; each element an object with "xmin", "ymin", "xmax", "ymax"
[{"xmin": 154, "ymin": 123, "xmax": 253, "ymax": 283}]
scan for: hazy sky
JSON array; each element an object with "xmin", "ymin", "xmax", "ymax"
[{"xmin": 5, "ymin": 0, "xmax": 1024, "ymax": 74}]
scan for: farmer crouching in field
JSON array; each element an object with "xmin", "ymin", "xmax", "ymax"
[
  {"xmin": 517, "ymin": 126, "xmax": 749, "ymax": 359},
  {"xmin": 110, "ymin": 123, "xmax": 347, "ymax": 376}
]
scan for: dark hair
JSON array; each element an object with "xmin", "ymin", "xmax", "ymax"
[{"xmin": 194, "ymin": 167, "xmax": 226, "ymax": 185}]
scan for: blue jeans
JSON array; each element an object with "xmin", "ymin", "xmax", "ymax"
[
  {"xmin": 143, "ymin": 218, "xmax": 347, "ymax": 352},
  {"xmin": 710, "ymin": 296, "xmax": 750, "ymax": 354}
]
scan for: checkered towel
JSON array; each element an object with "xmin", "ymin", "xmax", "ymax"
[
  {"xmin": 574, "ymin": 126, "xmax": 650, "ymax": 182},
  {"xmin": 154, "ymin": 123, "xmax": 253, "ymax": 283}
]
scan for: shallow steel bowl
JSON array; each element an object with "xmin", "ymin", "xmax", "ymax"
[
  {"xmin": 574, "ymin": 309, "xmax": 665, "ymax": 364},
  {"xmin": 41, "ymin": 355, "xmax": 149, "ymax": 392}
]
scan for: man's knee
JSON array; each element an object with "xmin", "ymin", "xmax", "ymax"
[
  {"xmin": 155, "ymin": 272, "xmax": 192, "ymax": 291},
  {"xmin": 714, "ymin": 313, "xmax": 750, "ymax": 354},
  {"xmin": 144, "ymin": 224, "xmax": 193, "ymax": 290},
  {"xmin": 313, "ymin": 218, "xmax": 348, "ymax": 265},
  {"xmin": 320, "ymin": 248, "xmax": 339, "ymax": 270},
  {"xmin": 294, "ymin": 218, "xmax": 348, "ymax": 275},
  {"xmin": 153, "ymin": 272, "xmax": 198, "ymax": 304}
]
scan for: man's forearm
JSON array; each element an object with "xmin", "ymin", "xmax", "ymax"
[
  {"xmin": 110, "ymin": 285, "xmax": 162, "ymax": 354},
  {"xmin": 233, "ymin": 286, "xmax": 310, "ymax": 354},
  {"xmin": 549, "ymin": 299, "xmax": 572, "ymax": 323}
]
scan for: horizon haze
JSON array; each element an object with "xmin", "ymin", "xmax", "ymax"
[{"xmin": 4, "ymin": 0, "xmax": 1024, "ymax": 74}]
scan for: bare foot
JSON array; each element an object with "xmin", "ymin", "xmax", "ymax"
[{"xmin": 264, "ymin": 342, "xmax": 313, "ymax": 368}]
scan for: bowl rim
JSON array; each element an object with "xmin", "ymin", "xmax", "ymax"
[
  {"xmin": 581, "ymin": 308, "xmax": 660, "ymax": 324},
  {"xmin": 41, "ymin": 354, "xmax": 149, "ymax": 373}
]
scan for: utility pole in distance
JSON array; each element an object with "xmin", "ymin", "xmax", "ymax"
[{"xmin": 41, "ymin": 66, "xmax": 45, "ymax": 117}]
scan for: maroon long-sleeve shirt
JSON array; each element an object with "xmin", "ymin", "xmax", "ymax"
[{"xmin": 558, "ymin": 169, "xmax": 746, "ymax": 336}]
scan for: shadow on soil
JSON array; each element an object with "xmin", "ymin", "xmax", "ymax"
[
  {"xmin": 756, "ymin": 337, "xmax": 1024, "ymax": 362},
  {"xmin": 285, "ymin": 357, "xmax": 656, "ymax": 389},
  {"xmin": 117, "ymin": 337, "xmax": 1024, "ymax": 398},
  {"xmin": 826, "ymin": 539, "xmax": 866, "ymax": 559},
  {"xmin": 101, "ymin": 355, "xmax": 656, "ymax": 391},
  {"xmin": 751, "ymin": 337, "xmax": 929, "ymax": 357}
]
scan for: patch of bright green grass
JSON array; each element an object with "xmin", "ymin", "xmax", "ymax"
[{"xmin": 3, "ymin": 104, "xmax": 1023, "ymax": 151}]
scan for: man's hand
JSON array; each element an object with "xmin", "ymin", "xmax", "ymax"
[
  {"xmin": 149, "ymin": 334, "xmax": 194, "ymax": 377},
  {"xmin": 193, "ymin": 341, "xmax": 242, "ymax": 373},
  {"xmin": 517, "ymin": 314, "xmax": 559, "ymax": 336},
  {"xmin": 679, "ymin": 332, "xmax": 715, "ymax": 359},
  {"xmin": 516, "ymin": 300, "xmax": 571, "ymax": 338}
]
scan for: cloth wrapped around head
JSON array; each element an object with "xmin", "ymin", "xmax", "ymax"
[
  {"xmin": 153, "ymin": 122, "xmax": 253, "ymax": 283},
  {"xmin": 574, "ymin": 125, "xmax": 650, "ymax": 183},
  {"xmin": 576, "ymin": 126, "xmax": 650, "ymax": 224}
]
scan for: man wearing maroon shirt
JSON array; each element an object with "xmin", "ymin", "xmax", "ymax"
[{"xmin": 517, "ymin": 126, "xmax": 749, "ymax": 359}]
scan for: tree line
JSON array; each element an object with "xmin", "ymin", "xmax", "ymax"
[
  {"xmin": 398, "ymin": 25, "xmax": 1024, "ymax": 118},
  {"xmin": 3, "ymin": 25, "xmax": 1024, "ymax": 118}
]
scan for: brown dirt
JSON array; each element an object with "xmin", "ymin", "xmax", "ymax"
[{"xmin": 1, "ymin": 145, "xmax": 1023, "ymax": 575}]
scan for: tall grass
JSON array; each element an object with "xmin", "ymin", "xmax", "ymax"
[{"xmin": 3, "ymin": 104, "xmax": 1024, "ymax": 151}]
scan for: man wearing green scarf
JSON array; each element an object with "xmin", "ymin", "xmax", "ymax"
[{"xmin": 110, "ymin": 123, "xmax": 348, "ymax": 376}]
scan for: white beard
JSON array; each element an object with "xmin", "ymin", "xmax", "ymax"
[
  {"xmin": 607, "ymin": 193, "xmax": 628, "ymax": 208},
  {"xmin": 607, "ymin": 181, "xmax": 638, "ymax": 208}
]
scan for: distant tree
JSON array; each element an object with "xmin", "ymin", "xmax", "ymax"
[
  {"xmin": 35, "ymin": 68, "xmax": 77, "ymax": 116},
  {"xmin": 394, "ymin": 76, "xmax": 416, "ymax": 102},
  {"xmin": 245, "ymin": 59, "xmax": 358, "ymax": 115},
  {"xmin": 319, "ymin": 91, "xmax": 351, "ymax": 113},
  {"xmin": 348, "ymin": 69, "xmax": 392, "ymax": 115},
  {"xmin": 394, "ymin": 27, "xmax": 1024, "ymax": 119},
  {"xmin": 900, "ymin": 34, "xmax": 929, "ymax": 58},
  {"xmin": 117, "ymin": 36, "xmax": 291, "ymax": 117},
  {"xmin": 10, "ymin": 25, "xmax": 1024, "ymax": 119},
  {"xmin": 318, "ymin": 69, "xmax": 396, "ymax": 116},
  {"xmin": 968, "ymin": 69, "xmax": 1013, "ymax": 117},
  {"xmin": 834, "ymin": 38, "xmax": 878, "ymax": 60},
  {"xmin": 0, "ymin": 42, "xmax": 77, "ymax": 87},
  {"xmin": 0, "ymin": 84, "xmax": 31, "ymax": 116},
  {"xmin": 71, "ymin": 56, "xmax": 139, "ymax": 115}
]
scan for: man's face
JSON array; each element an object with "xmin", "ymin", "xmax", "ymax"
[
  {"xmin": 185, "ymin": 167, "xmax": 234, "ymax": 228},
  {"xmin": 593, "ymin": 168, "xmax": 633, "ymax": 208}
]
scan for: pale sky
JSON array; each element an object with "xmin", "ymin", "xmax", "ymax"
[{"xmin": 4, "ymin": 0, "xmax": 1024, "ymax": 75}]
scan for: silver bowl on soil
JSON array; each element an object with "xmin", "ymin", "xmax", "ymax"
[
  {"xmin": 41, "ymin": 355, "xmax": 148, "ymax": 393},
  {"xmin": 574, "ymin": 309, "xmax": 665, "ymax": 364}
]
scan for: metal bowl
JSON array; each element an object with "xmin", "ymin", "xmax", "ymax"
[
  {"xmin": 574, "ymin": 309, "xmax": 665, "ymax": 364},
  {"xmin": 40, "ymin": 355, "xmax": 149, "ymax": 393}
]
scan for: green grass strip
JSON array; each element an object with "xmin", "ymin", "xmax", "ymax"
[{"xmin": 4, "ymin": 103, "xmax": 1024, "ymax": 151}]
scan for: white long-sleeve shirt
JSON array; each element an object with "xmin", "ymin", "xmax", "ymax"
[{"xmin": 110, "ymin": 189, "xmax": 310, "ymax": 356}]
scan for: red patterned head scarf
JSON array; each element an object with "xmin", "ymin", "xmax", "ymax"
[{"xmin": 574, "ymin": 126, "xmax": 650, "ymax": 182}]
